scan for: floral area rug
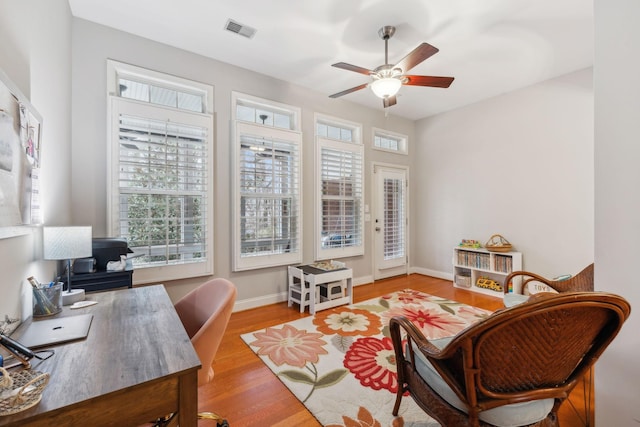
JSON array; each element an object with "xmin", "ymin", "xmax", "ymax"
[{"xmin": 241, "ymin": 289, "xmax": 493, "ymax": 427}]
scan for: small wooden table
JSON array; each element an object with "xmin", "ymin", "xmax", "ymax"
[
  {"xmin": 0, "ymin": 285, "xmax": 200, "ymax": 427},
  {"xmin": 288, "ymin": 263, "xmax": 353, "ymax": 314}
]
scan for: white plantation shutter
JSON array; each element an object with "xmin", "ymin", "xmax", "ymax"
[
  {"xmin": 383, "ymin": 177, "xmax": 405, "ymax": 260},
  {"xmin": 317, "ymin": 137, "xmax": 364, "ymax": 259},
  {"xmin": 233, "ymin": 121, "xmax": 302, "ymax": 270},
  {"xmin": 110, "ymin": 98, "xmax": 213, "ymax": 281},
  {"xmin": 239, "ymin": 135, "xmax": 299, "ymax": 255}
]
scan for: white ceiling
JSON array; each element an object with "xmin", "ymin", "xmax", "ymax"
[{"xmin": 68, "ymin": 0, "xmax": 593, "ymax": 121}]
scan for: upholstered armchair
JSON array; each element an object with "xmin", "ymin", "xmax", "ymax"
[
  {"xmin": 150, "ymin": 278, "xmax": 237, "ymax": 427},
  {"xmin": 390, "ymin": 291, "xmax": 630, "ymax": 427},
  {"xmin": 174, "ymin": 278, "xmax": 237, "ymax": 386}
]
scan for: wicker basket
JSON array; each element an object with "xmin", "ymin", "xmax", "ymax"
[
  {"xmin": 0, "ymin": 367, "xmax": 50, "ymax": 416},
  {"xmin": 485, "ymin": 234, "xmax": 513, "ymax": 253},
  {"xmin": 455, "ymin": 274, "xmax": 472, "ymax": 288}
]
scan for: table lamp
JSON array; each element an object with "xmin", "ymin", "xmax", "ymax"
[{"xmin": 43, "ymin": 226, "xmax": 92, "ymax": 306}]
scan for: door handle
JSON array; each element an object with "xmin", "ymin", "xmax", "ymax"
[{"xmin": 375, "ymin": 227, "xmax": 381, "ymax": 232}]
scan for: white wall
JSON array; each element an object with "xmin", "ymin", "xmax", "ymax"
[
  {"xmin": 413, "ymin": 68, "xmax": 594, "ymax": 279},
  {"xmin": 70, "ymin": 18, "xmax": 415, "ymax": 305},
  {"xmin": 0, "ymin": 2, "xmax": 637, "ymax": 422},
  {"xmin": 0, "ymin": 0, "xmax": 72, "ymax": 324},
  {"xmin": 594, "ymin": 0, "xmax": 640, "ymax": 424}
]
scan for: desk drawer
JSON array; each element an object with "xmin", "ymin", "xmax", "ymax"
[{"xmin": 66, "ymin": 270, "xmax": 133, "ymax": 293}]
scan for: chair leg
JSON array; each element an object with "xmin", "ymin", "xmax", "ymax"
[
  {"xmin": 199, "ymin": 411, "xmax": 230, "ymax": 426},
  {"xmin": 393, "ymin": 386, "xmax": 404, "ymax": 416},
  {"xmin": 148, "ymin": 411, "xmax": 229, "ymax": 427},
  {"xmin": 150, "ymin": 413, "xmax": 178, "ymax": 427}
]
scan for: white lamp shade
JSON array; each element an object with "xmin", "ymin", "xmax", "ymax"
[
  {"xmin": 43, "ymin": 226, "xmax": 93, "ymax": 260},
  {"xmin": 370, "ymin": 77, "xmax": 402, "ymax": 98}
]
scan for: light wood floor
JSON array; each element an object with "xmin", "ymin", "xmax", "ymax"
[{"xmin": 198, "ymin": 274, "xmax": 592, "ymax": 426}]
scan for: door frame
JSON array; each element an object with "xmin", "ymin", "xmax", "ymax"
[{"xmin": 371, "ymin": 162, "xmax": 410, "ymax": 280}]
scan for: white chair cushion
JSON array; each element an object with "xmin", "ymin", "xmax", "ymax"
[
  {"xmin": 503, "ymin": 293, "xmax": 529, "ymax": 308},
  {"xmin": 410, "ymin": 338, "xmax": 554, "ymax": 427}
]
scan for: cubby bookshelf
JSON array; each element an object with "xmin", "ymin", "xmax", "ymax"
[{"xmin": 452, "ymin": 247, "xmax": 522, "ymax": 298}]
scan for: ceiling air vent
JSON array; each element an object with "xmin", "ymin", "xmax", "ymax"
[{"xmin": 225, "ymin": 19, "xmax": 256, "ymax": 39}]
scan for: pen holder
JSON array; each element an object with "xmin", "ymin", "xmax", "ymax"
[{"xmin": 32, "ymin": 282, "xmax": 63, "ymax": 317}]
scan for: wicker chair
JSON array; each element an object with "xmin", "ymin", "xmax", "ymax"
[
  {"xmin": 390, "ymin": 291, "xmax": 630, "ymax": 427},
  {"xmin": 504, "ymin": 263, "xmax": 594, "ymax": 295}
]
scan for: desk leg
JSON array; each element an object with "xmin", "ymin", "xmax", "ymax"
[
  {"xmin": 178, "ymin": 370, "xmax": 199, "ymax": 426},
  {"xmin": 346, "ymin": 277, "xmax": 353, "ymax": 305}
]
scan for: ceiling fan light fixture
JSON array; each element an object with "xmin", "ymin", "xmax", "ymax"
[{"xmin": 370, "ymin": 77, "xmax": 402, "ymax": 98}]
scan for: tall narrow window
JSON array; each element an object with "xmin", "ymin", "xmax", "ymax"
[
  {"xmin": 107, "ymin": 60, "xmax": 214, "ymax": 283},
  {"xmin": 232, "ymin": 93, "xmax": 301, "ymax": 271},
  {"xmin": 315, "ymin": 114, "xmax": 364, "ymax": 260}
]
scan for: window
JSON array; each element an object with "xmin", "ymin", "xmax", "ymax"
[
  {"xmin": 232, "ymin": 92, "xmax": 301, "ymax": 271},
  {"xmin": 372, "ymin": 127, "xmax": 408, "ymax": 155},
  {"xmin": 235, "ymin": 97, "xmax": 295, "ymax": 130},
  {"xmin": 315, "ymin": 114, "xmax": 364, "ymax": 260},
  {"xmin": 118, "ymin": 78, "xmax": 205, "ymax": 112},
  {"xmin": 107, "ymin": 60, "xmax": 214, "ymax": 283},
  {"xmin": 383, "ymin": 174, "xmax": 406, "ymax": 262}
]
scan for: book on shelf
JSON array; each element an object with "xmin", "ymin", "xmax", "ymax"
[
  {"xmin": 494, "ymin": 254, "xmax": 513, "ymax": 273},
  {"xmin": 456, "ymin": 250, "xmax": 490, "ymax": 270}
]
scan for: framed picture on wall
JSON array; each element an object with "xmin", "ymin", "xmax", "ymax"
[{"xmin": 0, "ymin": 67, "xmax": 43, "ymax": 233}]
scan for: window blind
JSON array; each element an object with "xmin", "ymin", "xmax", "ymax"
[
  {"xmin": 117, "ymin": 113, "xmax": 208, "ymax": 266},
  {"xmin": 383, "ymin": 177, "xmax": 405, "ymax": 260},
  {"xmin": 238, "ymin": 134, "xmax": 300, "ymax": 258},
  {"xmin": 320, "ymin": 146, "xmax": 363, "ymax": 249}
]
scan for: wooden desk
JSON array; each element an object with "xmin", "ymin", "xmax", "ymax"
[{"xmin": 0, "ymin": 285, "xmax": 201, "ymax": 427}]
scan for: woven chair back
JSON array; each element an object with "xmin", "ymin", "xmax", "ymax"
[{"xmin": 434, "ymin": 292, "xmax": 629, "ymax": 405}]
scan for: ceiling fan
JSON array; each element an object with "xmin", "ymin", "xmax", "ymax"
[{"xmin": 329, "ymin": 26, "xmax": 455, "ymax": 108}]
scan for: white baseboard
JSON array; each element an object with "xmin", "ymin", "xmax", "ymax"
[
  {"xmin": 355, "ymin": 275, "xmax": 374, "ymax": 287},
  {"xmin": 409, "ymin": 266, "xmax": 453, "ymax": 281},
  {"xmin": 233, "ymin": 274, "xmax": 375, "ymax": 313},
  {"xmin": 233, "ymin": 291, "xmax": 288, "ymax": 313}
]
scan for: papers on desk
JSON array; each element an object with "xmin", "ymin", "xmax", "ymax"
[{"xmin": 70, "ymin": 301, "xmax": 98, "ymax": 309}]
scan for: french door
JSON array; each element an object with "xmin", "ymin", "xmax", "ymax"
[{"xmin": 372, "ymin": 164, "xmax": 408, "ymax": 279}]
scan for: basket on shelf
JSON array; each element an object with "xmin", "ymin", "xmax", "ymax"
[
  {"xmin": 455, "ymin": 274, "xmax": 472, "ymax": 288},
  {"xmin": 484, "ymin": 234, "xmax": 513, "ymax": 253},
  {"xmin": 0, "ymin": 367, "xmax": 50, "ymax": 416}
]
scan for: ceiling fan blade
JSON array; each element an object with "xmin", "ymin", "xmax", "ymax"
[
  {"xmin": 332, "ymin": 62, "xmax": 373, "ymax": 76},
  {"xmin": 404, "ymin": 75, "xmax": 455, "ymax": 88},
  {"xmin": 383, "ymin": 96, "xmax": 397, "ymax": 108},
  {"xmin": 395, "ymin": 43, "xmax": 439, "ymax": 73},
  {"xmin": 329, "ymin": 83, "xmax": 369, "ymax": 98}
]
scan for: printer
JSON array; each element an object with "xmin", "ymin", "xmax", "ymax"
[
  {"xmin": 92, "ymin": 238, "xmax": 133, "ymax": 271},
  {"xmin": 73, "ymin": 238, "xmax": 133, "ymax": 273}
]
